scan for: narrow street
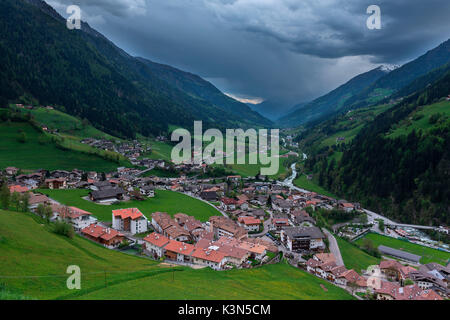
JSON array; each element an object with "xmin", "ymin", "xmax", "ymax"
[{"xmin": 322, "ymin": 229, "xmax": 344, "ymax": 266}]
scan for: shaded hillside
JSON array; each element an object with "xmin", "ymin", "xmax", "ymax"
[
  {"xmin": 278, "ymin": 66, "xmax": 389, "ymax": 127},
  {"xmin": 305, "ymin": 70, "xmax": 450, "ymax": 226},
  {"xmin": 344, "ymin": 39, "xmax": 450, "ymax": 110},
  {"xmin": 0, "ymin": 0, "xmax": 270, "ymax": 140},
  {"xmin": 280, "ymin": 39, "xmax": 450, "ymax": 129},
  {"xmin": 137, "ymin": 58, "xmax": 271, "ymax": 126}
]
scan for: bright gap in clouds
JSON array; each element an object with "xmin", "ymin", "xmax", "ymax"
[{"xmin": 224, "ymin": 93, "xmax": 264, "ymax": 105}]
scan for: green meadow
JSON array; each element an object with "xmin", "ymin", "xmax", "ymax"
[
  {"xmin": 336, "ymin": 237, "xmax": 380, "ymax": 273},
  {"xmin": 140, "ymin": 138, "xmax": 174, "ymax": 161},
  {"xmin": 293, "ymin": 174, "xmax": 337, "ymax": 198},
  {"xmin": 37, "ymin": 189, "xmax": 221, "ymax": 222},
  {"xmin": 0, "ymin": 210, "xmax": 353, "ymax": 300},
  {"xmin": 74, "ymin": 261, "xmax": 354, "ymax": 300},
  {"xmin": 387, "ymin": 100, "xmax": 450, "ymax": 138},
  {"xmin": 355, "ymin": 233, "xmax": 450, "ymax": 266},
  {"xmin": 0, "ymin": 122, "xmax": 121, "ymax": 172},
  {"xmin": 14, "ymin": 107, "xmax": 117, "ymax": 140}
]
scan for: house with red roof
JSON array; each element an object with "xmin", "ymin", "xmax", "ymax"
[
  {"xmin": 81, "ymin": 224, "xmax": 124, "ymax": 248},
  {"xmin": 112, "ymin": 208, "xmax": 148, "ymax": 235},
  {"xmin": 270, "ymin": 218, "xmax": 290, "ymax": 231},
  {"xmin": 339, "ymin": 202, "xmax": 355, "ymax": 212},
  {"xmin": 54, "ymin": 205, "xmax": 96, "ymax": 231},
  {"xmin": 375, "ymin": 282, "xmax": 443, "ymax": 300},
  {"xmin": 379, "ymin": 260, "xmax": 406, "ymax": 281},
  {"xmin": 191, "ymin": 247, "xmax": 227, "ymax": 270},
  {"xmin": 45, "ymin": 178, "xmax": 67, "ymax": 189},
  {"xmin": 336, "ymin": 269, "xmax": 364, "ymax": 288},
  {"xmin": 164, "ymin": 240, "xmax": 195, "ymax": 263},
  {"xmin": 142, "ymin": 232, "xmax": 169, "ymax": 259},
  {"xmin": 220, "ymin": 197, "xmax": 238, "ymax": 211},
  {"xmin": 28, "ymin": 193, "xmax": 51, "ymax": 211},
  {"xmin": 237, "ymin": 216, "xmax": 261, "ymax": 232},
  {"xmin": 8, "ymin": 185, "xmax": 29, "ymax": 193}
]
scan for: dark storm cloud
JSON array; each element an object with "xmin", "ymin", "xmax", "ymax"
[
  {"xmin": 47, "ymin": 0, "xmax": 450, "ymax": 115},
  {"xmin": 48, "ymin": 0, "xmax": 146, "ymax": 17}
]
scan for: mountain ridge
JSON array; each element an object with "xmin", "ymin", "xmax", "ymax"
[
  {"xmin": 277, "ymin": 66, "xmax": 390, "ymax": 127},
  {"xmin": 0, "ymin": 0, "xmax": 271, "ymax": 140}
]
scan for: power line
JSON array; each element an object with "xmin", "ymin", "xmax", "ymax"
[{"xmin": 0, "ymin": 267, "xmax": 181, "ymax": 279}]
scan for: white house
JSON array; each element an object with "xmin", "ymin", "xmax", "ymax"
[
  {"xmin": 143, "ymin": 232, "xmax": 169, "ymax": 258},
  {"xmin": 237, "ymin": 216, "xmax": 261, "ymax": 232},
  {"xmin": 54, "ymin": 205, "xmax": 97, "ymax": 231},
  {"xmin": 112, "ymin": 208, "xmax": 148, "ymax": 235},
  {"xmin": 191, "ymin": 247, "xmax": 227, "ymax": 270}
]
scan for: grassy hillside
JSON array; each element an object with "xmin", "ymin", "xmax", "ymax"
[
  {"xmin": 0, "ymin": 122, "xmax": 121, "ymax": 171},
  {"xmin": 37, "ymin": 189, "xmax": 221, "ymax": 222},
  {"xmin": 225, "ymin": 156, "xmax": 291, "ymax": 179},
  {"xmin": 278, "ymin": 66, "xmax": 389, "ymax": 128},
  {"xmin": 387, "ymin": 100, "xmax": 450, "ymax": 138},
  {"xmin": 293, "ymin": 174, "xmax": 337, "ymax": 198},
  {"xmin": 138, "ymin": 137, "xmax": 174, "ymax": 161},
  {"xmin": 297, "ymin": 103, "xmax": 394, "ymax": 154},
  {"xmin": 73, "ymin": 261, "xmax": 353, "ymax": 300},
  {"xmin": 355, "ymin": 233, "xmax": 450, "ymax": 265},
  {"xmin": 0, "ymin": 210, "xmax": 353, "ymax": 300},
  {"xmin": 13, "ymin": 106, "xmax": 117, "ymax": 140},
  {"xmin": 336, "ymin": 237, "xmax": 380, "ymax": 273},
  {"xmin": 0, "ymin": 210, "xmax": 162, "ymax": 300}
]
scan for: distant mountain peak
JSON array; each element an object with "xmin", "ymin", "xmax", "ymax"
[{"xmin": 378, "ymin": 64, "xmax": 400, "ymax": 72}]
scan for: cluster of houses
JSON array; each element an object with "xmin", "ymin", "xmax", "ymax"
[
  {"xmin": 143, "ymin": 212, "xmax": 277, "ymax": 270},
  {"xmin": 306, "ymin": 253, "xmax": 366, "ymax": 288},
  {"xmin": 64, "ymin": 206, "xmax": 278, "ymax": 270},
  {"xmin": 368, "ymin": 260, "xmax": 448, "ymax": 300},
  {"xmin": 27, "ymin": 190, "xmax": 278, "ymax": 270},
  {"xmin": 305, "ymin": 253, "xmax": 447, "ymax": 300},
  {"xmin": 80, "ymin": 138, "xmax": 151, "ymax": 163}
]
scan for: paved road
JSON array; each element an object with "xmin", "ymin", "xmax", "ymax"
[
  {"xmin": 323, "ymin": 229, "xmax": 344, "ymax": 266},
  {"xmin": 363, "ymin": 209, "xmax": 439, "ymax": 232},
  {"xmin": 278, "ymin": 162, "xmax": 439, "ymax": 233},
  {"xmin": 134, "ymin": 166, "xmax": 155, "ymax": 177},
  {"xmin": 248, "ymin": 219, "xmax": 271, "ymax": 238}
]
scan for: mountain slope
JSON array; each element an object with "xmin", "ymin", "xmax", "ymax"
[
  {"xmin": 137, "ymin": 58, "xmax": 271, "ymax": 126},
  {"xmin": 0, "ymin": 0, "xmax": 270, "ymax": 140},
  {"xmin": 345, "ymin": 39, "xmax": 450, "ymax": 109},
  {"xmin": 280, "ymin": 39, "xmax": 450, "ymax": 129},
  {"xmin": 0, "ymin": 210, "xmax": 353, "ymax": 300},
  {"xmin": 305, "ymin": 69, "xmax": 450, "ymax": 226},
  {"xmin": 277, "ymin": 66, "xmax": 390, "ymax": 127}
]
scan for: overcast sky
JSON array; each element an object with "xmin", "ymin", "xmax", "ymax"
[{"xmin": 48, "ymin": 0, "xmax": 450, "ymax": 114}]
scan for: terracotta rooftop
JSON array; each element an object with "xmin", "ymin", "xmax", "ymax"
[
  {"xmin": 143, "ymin": 232, "xmax": 170, "ymax": 248},
  {"xmin": 112, "ymin": 208, "xmax": 145, "ymax": 220},
  {"xmin": 164, "ymin": 240, "xmax": 195, "ymax": 255},
  {"xmin": 192, "ymin": 247, "xmax": 227, "ymax": 263}
]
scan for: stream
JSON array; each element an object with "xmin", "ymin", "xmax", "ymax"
[{"xmin": 278, "ymin": 153, "xmax": 309, "ymax": 193}]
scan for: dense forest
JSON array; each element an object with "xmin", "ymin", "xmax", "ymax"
[{"xmin": 304, "ymin": 70, "xmax": 450, "ymax": 226}]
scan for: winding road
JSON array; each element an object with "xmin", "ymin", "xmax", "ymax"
[{"xmin": 323, "ymin": 229, "xmax": 344, "ymax": 266}]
